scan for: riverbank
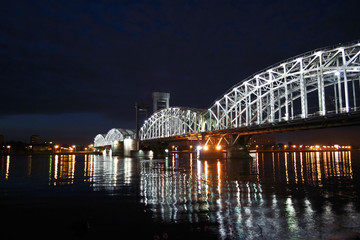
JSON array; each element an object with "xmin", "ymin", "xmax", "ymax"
[{"xmin": 0, "ymin": 151, "xmax": 93, "ymax": 156}]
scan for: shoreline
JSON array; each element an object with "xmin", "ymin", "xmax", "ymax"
[{"xmin": 1, "ymin": 148, "xmax": 357, "ymax": 157}]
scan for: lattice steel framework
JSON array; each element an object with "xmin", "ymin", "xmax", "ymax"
[
  {"xmin": 94, "ymin": 128, "xmax": 136, "ymax": 147},
  {"xmin": 207, "ymin": 41, "xmax": 360, "ymax": 130},
  {"xmin": 94, "ymin": 134, "xmax": 107, "ymax": 147},
  {"xmin": 140, "ymin": 107, "xmax": 205, "ymax": 140}
]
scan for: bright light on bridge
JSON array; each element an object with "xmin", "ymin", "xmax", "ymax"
[{"xmin": 139, "ymin": 40, "xmax": 360, "ymax": 141}]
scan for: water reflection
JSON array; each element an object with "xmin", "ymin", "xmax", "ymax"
[
  {"xmin": 257, "ymin": 151, "xmax": 354, "ymax": 189},
  {"xmin": 0, "ymin": 154, "xmax": 137, "ymax": 195},
  {"xmin": 52, "ymin": 155, "xmax": 75, "ymax": 185},
  {"xmin": 139, "ymin": 151, "xmax": 359, "ymax": 239},
  {"xmin": 1, "ymin": 151, "xmax": 359, "ymax": 239},
  {"xmin": 0, "ymin": 155, "xmax": 11, "ymax": 179}
]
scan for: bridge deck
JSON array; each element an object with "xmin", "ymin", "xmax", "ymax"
[{"xmin": 141, "ymin": 111, "xmax": 360, "ymax": 142}]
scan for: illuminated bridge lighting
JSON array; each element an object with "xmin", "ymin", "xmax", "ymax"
[{"xmin": 140, "ymin": 41, "xmax": 360, "ymax": 141}]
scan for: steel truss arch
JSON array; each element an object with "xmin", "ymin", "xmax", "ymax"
[
  {"xmin": 140, "ymin": 107, "xmax": 206, "ymax": 140},
  {"xmin": 94, "ymin": 134, "xmax": 107, "ymax": 147},
  {"xmin": 105, "ymin": 128, "xmax": 136, "ymax": 144},
  {"xmin": 208, "ymin": 41, "xmax": 360, "ymax": 131},
  {"xmin": 94, "ymin": 129, "xmax": 136, "ymax": 147}
]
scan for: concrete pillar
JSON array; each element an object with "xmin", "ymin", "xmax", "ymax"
[
  {"xmin": 198, "ymin": 146, "xmax": 225, "ymax": 159},
  {"xmin": 227, "ymin": 146, "xmax": 251, "ymax": 159},
  {"xmin": 124, "ymin": 138, "xmax": 138, "ymax": 157},
  {"xmin": 111, "ymin": 141, "xmax": 124, "ymax": 155},
  {"xmin": 227, "ymin": 135, "xmax": 252, "ymax": 159}
]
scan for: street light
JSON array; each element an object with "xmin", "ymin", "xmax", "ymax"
[
  {"xmin": 6, "ymin": 145, "xmax": 11, "ymax": 154},
  {"xmin": 54, "ymin": 145, "xmax": 59, "ymax": 152}
]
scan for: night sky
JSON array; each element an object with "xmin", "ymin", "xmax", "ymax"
[{"xmin": 1, "ymin": 0, "xmax": 360, "ymax": 145}]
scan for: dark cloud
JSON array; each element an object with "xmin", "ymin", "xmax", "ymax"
[{"xmin": 1, "ymin": 0, "xmax": 360, "ymax": 144}]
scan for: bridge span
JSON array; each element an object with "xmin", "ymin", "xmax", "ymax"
[
  {"xmin": 138, "ymin": 41, "xmax": 360, "ymax": 158},
  {"xmin": 93, "ymin": 41, "xmax": 360, "ymax": 158}
]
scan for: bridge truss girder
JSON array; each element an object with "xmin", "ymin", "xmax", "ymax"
[
  {"xmin": 94, "ymin": 128, "xmax": 136, "ymax": 147},
  {"xmin": 94, "ymin": 134, "xmax": 107, "ymax": 147},
  {"xmin": 140, "ymin": 107, "xmax": 205, "ymax": 140},
  {"xmin": 207, "ymin": 41, "xmax": 360, "ymax": 131},
  {"xmin": 139, "ymin": 41, "xmax": 360, "ymax": 141}
]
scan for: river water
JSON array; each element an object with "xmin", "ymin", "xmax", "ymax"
[{"xmin": 1, "ymin": 151, "xmax": 360, "ymax": 239}]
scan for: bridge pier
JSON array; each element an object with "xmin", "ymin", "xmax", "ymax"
[
  {"xmin": 140, "ymin": 141, "xmax": 169, "ymax": 158},
  {"xmin": 196, "ymin": 132, "xmax": 224, "ymax": 159},
  {"xmin": 196, "ymin": 134, "xmax": 252, "ymax": 160},
  {"xmin": 227, "ymin": 146, "xmax": 251, "ymax": 159},
  {"xmin": 197, "ymin": 144, "xmax": 250, "ymax": 160},
  {"xmin": 226, "ymin": 135, "xmax": 252, "ymax": 159},
  {"xmin": 139, "ymin": 136, "xmax": 253, "ymax": 160},
  {"xmin": 198, "ymin": 145, "xmax": 225, "ymax": 159}
]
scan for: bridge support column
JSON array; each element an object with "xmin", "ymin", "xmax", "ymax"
[
  {"xmin": 197, "ymin": 133, "xmax": 225, "ymax": 159},
  {"xmin": 124, "ymin": 139, "xmax": 138, "ymax": 157},
  {"xmin": 227, "ymin": 135, "xmax": 252, "ymax": 159},
  {"xmin": 198, "ymin": 146, "xmax": 224, "ymax": 159},
  {"xmin": 149, "ymin": 141, "xmax": 170, "ymax": 158}
]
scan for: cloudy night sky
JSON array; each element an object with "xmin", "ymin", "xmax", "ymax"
[{"xmin": 1, "ymin": 0, "xmax": 360, "ymax": 145}]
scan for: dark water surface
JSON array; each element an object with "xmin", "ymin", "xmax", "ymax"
[{"xmin": 1, "ymin": 151, "xmax": 360, "ymax": 239}]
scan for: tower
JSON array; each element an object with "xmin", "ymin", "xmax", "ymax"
[
  {"xmin": 152, "ymin": 92, "xmax": 170, "ymax": 113},
  {"xmin": 135, "ymin": 102, "xmax": 150, "ymax": 140}
]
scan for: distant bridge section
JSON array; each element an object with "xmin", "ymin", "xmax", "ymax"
[
  {"xmin": 94, "ymin": 128, "xmax": 137, "ymax": 155},
  {"xmin": 94, "ymin": 128, "xmax": 136, "ymax": 147}
]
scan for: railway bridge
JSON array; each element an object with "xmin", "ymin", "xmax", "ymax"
[{"xmin": 139, "ymin": 41, "xmax": 360, "ymax": 158}]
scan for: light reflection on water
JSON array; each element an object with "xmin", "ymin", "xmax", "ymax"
[
  {"xmin": 1, "ymin": 151, "xmax": 359, "ymax": 239},
  {"xmin": 139, "ymin": 151, "xmax": 359, "ymax": 239}
]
